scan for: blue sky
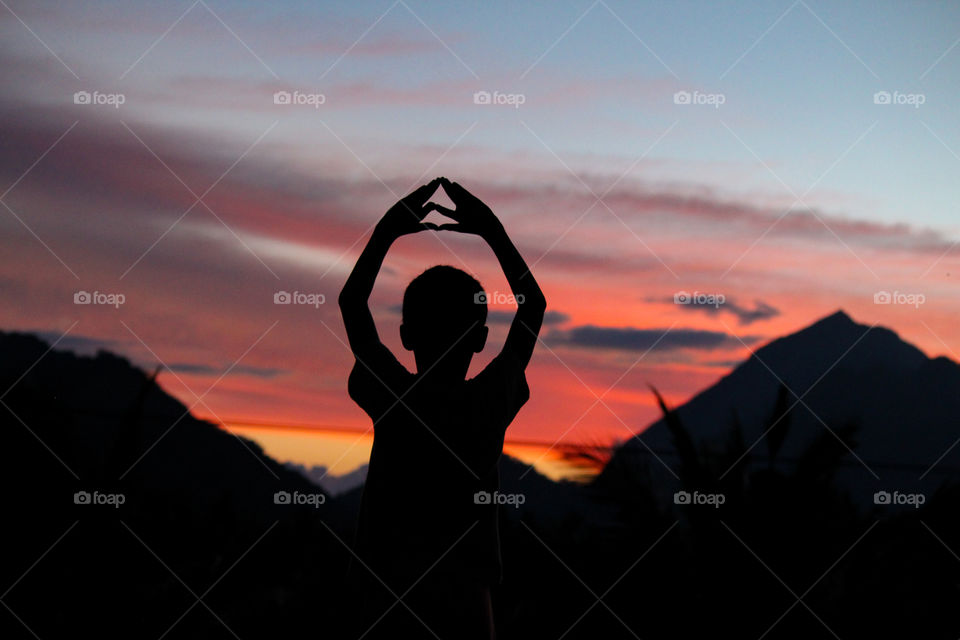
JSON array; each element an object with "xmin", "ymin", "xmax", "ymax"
[{"xmin": 12, "ymin": 0, "xmax": 957, "ymax": 231}]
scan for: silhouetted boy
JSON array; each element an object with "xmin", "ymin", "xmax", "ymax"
[{"xmin": 339, "ymin": 177, "xmax": 545, "ymax": 639}]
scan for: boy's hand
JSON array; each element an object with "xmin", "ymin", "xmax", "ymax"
[
  {"xmin": 375, "ymin": 179, "xmax": 442, "ymax": 239},
  {"xmin": 432, "ymin": 178, "xmax": 505, "ymax": 240}
]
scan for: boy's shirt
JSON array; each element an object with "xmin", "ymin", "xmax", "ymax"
[{"xmin": 348, "ymin": 344, "xmax": 529, "ymax": 587}]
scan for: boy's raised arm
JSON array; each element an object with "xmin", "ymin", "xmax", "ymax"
[
  {"xmin": 338, "ymin": 179, "xmax": 441, "ymax": 361},
  {"xmin": 434, "ymin": 178, "xmax": 546, "ymax": 368}
]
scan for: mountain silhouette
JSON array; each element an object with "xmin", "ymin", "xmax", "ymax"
[
  {"xmin": 0, "ymin": 330, "xmax": 353, "ymax": 639},
  {"xmin": 287, "ymin": 462, "xmax": 370, "ymax": 496},
  {"xmin": 602, "ymin": 310, "xmax": 960, "ymax": 506},
  {"xmin": 0, "ymin": 330, "xmax": 324, "ymax": 510}
]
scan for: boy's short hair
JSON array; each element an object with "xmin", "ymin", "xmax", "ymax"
[{"xmin": 402, "ymin": 265, "xmax": 487, "ymax": 333}]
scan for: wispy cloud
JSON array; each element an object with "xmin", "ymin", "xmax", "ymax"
[
  {"xmin": 168, "ymin": 362, "xmax": 285, "ymax": 379},
  {"xmin": 546, "ymin": 325, "xmax": 760, "ymax": 353}
]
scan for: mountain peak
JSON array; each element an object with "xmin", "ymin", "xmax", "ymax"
[
  {"xmin": 818, "ymin": 309, "xmax": 854, "ymax": 325},
  {"xmin": 801, "ymin": 309, "xmax": 860, "ymax": 335},
  {"xmin": 755, "ymin": 308, "xmax": 928, "ymax": 376}
]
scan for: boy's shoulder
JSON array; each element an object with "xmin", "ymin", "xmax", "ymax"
[
  {"xmin": 347, "ymin": 343, "xmax": 415, "ymax": 411},
  {"xmin": 467, "ymin": 350, "xmax": 531, "ymax": 416}
]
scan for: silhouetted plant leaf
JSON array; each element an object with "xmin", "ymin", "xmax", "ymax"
[
  {"xmin": 765, "ymin": 384, "xmax": 793, "ymax": 465},
  {"xmin": 649, "ymin": 384, "xmax": 703, "ymax": 488}
]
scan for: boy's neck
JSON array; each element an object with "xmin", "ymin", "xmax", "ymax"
[{"xmin": 414, "ymin": 354, "xmax": 472, "ymax": 382}]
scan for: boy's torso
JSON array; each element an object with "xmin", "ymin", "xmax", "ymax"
[{"xmin": 349, "ymin": 358, "xmax": 528, "ymax": 585}]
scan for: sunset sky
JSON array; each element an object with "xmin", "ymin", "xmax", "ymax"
[{"xmin": 2, "ymin": 1, "xmax": 958, "ymax": 479}]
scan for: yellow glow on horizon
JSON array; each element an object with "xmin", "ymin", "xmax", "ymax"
[
  {"xmin": 502, "ymin": 443, "xmax": 585, "ymax": 481},
  {"xmin": 228, "ymin": 423, "xmax": 373, "ymax": 476},
  {"xmin": 224, "ymin": 423, "xmax": 591, "ymax": 482}
]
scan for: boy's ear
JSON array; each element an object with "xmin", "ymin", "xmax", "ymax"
[
  {"xmin": 471, "ymin": 325, "xmax": 488, "ymax": 353},
  {"xmin": 399, "ymin": 324, "xmax": 415, "ymax": 351}
]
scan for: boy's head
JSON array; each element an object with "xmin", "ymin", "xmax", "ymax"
[{"xmin": 400, "ymin": 265, "xmax": 488, "ymax": 374}]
